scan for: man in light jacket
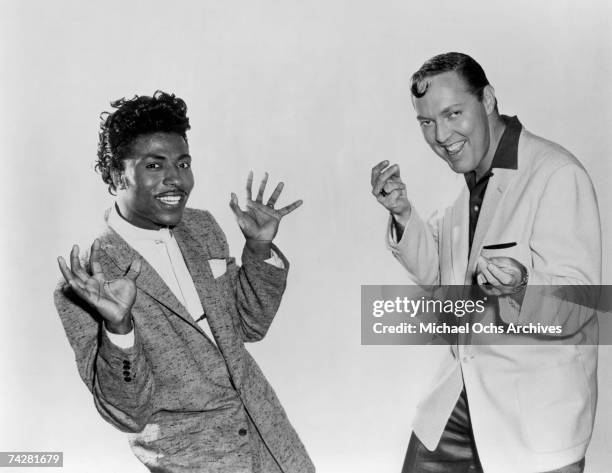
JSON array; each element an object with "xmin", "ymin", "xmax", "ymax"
[{"xmin": 371, "ymin": 52, "xmax": 601, "ymax": 473}]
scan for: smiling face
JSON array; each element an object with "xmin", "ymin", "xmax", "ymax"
[
  {"xmin": 413, "ymin": 71, "xmax": 496, "ymax": 176},
  {"xmin": 115, "ymin": 132, "xmax": 194, "ymax": 229}
]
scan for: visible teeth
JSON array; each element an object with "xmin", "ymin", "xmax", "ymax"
[
  {"xmin": 158, "ymin": 196, "xmax": 181, "ymax": 205},
  {"xmin": 445, "ymin": 141, "xmax": 465, "ymax": 154}
]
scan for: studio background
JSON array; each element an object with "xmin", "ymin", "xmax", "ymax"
[{"xmin": 1, "ymin": 1, "xmax": 611, "ymax": 471}]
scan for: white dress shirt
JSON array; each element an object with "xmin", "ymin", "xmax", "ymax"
[{"xmin": 105, "ymin": 205, "xmax": 283, "ymax": 349}]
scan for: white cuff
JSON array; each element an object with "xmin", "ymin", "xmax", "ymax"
[
  {"xmin": 265, "ymin": 249, "xmax": 285, "ymax": 269},
  {"xmin": 106, "ymin": 327, "xmax": 135, "ymax": 349}
]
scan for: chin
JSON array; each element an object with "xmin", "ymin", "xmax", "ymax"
[
  {"xmin": 447, "ymin": 161, "xmax": 468, "ymax": 174},
  {"xmin": 447, "ymin": 158, "xmax": 477, "ymax": 174},
  {"xmin": 155, "ymin": 211, "xmax": 185, "ymax": 228}
]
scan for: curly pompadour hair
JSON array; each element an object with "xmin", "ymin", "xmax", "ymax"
[
  {"xmin": 410, "ymin": 52, "xmax": 490, "ymax": 100},
  {"xmin": 96, "ymin": 90, "xmax": 191, "ymax": 194}
]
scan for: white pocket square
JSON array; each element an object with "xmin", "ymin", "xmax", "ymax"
[{"xmin": 208, "ymin": 259, "xmax": 227, "ymax": 279}]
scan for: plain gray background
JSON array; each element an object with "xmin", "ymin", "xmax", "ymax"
[{"xmin": 1, "ymin": 1, "xmax": 611, "ymax": 471}]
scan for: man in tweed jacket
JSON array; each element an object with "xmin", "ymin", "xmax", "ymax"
[{"xmin": 54, "ymin": 91, "xmax": 314, "ymax": 472}]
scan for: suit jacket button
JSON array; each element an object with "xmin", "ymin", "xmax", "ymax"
[
  {"xmin": 123, "ymin": 370, "xmax": 131, "ymax": 376},
  {"xmin": 238, "ymin": 428, "xmax": 247, "ymax": 436},
  {"xmin": 124, "ymin": 376, "xmax": 132, "ymax": 382}
]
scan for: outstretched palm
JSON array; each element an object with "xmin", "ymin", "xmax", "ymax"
[
  {"xmin": 230, "ymin": 171, "xmax": 303, "ymax": 242},
  {"xmin": 58, "ymin": 239, "xmax": 141, "ymax": 329}
]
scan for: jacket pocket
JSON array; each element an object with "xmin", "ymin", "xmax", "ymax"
[{"xmin": 516, "ymin": 360, "xmax": 593, "ymax": 453}]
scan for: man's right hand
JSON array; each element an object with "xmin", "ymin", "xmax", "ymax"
[
  {"xmin": 371, "ymin": 160, "xmax": 411, "ymax": 230},
  {"xmin": 57, "ymin": 239, "xmax": 141, "ymax": 334}
]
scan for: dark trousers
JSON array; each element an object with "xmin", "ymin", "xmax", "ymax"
[
  {"xmin": 401, "ymin": 389, "xmax": 585, "ymax": 473},
  {"xmin": 402, "ymin": 389, "xmax": 483, "ymax": 473}
]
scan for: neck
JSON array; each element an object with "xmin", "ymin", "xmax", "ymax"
[
  {"xmin": 474, "ymin": 114, "xmax": 506, "ymax": 181},
  {"xmin": 114, "ymin": 201, "xmax": 164, "ymax": 231}
]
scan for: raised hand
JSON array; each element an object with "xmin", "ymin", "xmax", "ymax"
[
  {"xmin": 229, "ymin": 171, "xmax": 303, "ymax": 243},
  {"xmin": 371, "ymin": 160, "xmax": 411, "ymax": 223},
  {"xmin": 57, "ymin": 239, "xmax": 141, "ymax": 333}
]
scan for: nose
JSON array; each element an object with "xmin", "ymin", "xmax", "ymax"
[
  {"xmin": 435, "ymin": 120, "xmax": 452, "ymax": 144},
  {"xmin": 162, "ymin": 165, "xmax": 182, "ymax": 187}
]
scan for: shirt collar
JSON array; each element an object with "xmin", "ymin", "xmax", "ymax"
[
  {"xmin": 464, "ymin": 115, "xmax": 522, "ymax": 189},
  {"xmin": 490, "ymin": 115, "xmax": 521, "ymax": 171},
  {"xmin": 108, "ymin": 204, "xmax": 174, "ymax": 243}
]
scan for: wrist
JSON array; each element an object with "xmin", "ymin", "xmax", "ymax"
[
  {"xmin": 245, "ymin": 239, "xmax": 272, "ymax": 259},
  {"xmin": 105, "ymin": 314, "xmax": 134, "ymax": 335},
  {"xmin": 391, "ymin": 205, "xmax": 412, "ymax": 227},
  {"xmin": 391, "ymin": 206, "xmax": 411, "ymax": 239},
  {"xmin": 511, "ymin": 264, "xmax": 529, "ymax": 293},
  {"xmin": 507, "ymin": 265, "xmax": 529, "ymax": 305}
]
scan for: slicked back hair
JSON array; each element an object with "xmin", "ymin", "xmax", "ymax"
[{"xmin": 411, "ymin": 52, "xmax": 491, "ymax": 101}]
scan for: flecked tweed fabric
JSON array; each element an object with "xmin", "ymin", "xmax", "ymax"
[{"xmin": 55, "ymin": 208, "xmax": 315, "ymax": 472}]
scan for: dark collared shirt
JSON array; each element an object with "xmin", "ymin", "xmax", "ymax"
[{"xmin": 465, "ymin": 115, "xmax": 522, "ymax": 254}]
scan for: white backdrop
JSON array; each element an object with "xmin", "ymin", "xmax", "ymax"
[{"xmin": 1, "ymin": 1, "xmax": 611, "ymax": 472}]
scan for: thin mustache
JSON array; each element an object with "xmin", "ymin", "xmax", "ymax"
[{"xmin": 155, "ymin": 189, "xmax": 188, "ymax": 197}]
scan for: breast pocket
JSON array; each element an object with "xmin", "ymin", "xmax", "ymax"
[
  {"xmin": 207, "ymin": 258, "xmax": 227, "ymax": 279},
  {"xmin": 479, "ymin": 241, "xmax": 531, "ymax": 267}
]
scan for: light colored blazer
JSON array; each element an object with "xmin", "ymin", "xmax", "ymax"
[
  {"xmin": 388, "ymin": 128, "xmax": 601, "ymax": 472},
  {"xmin": 55, "ymin": 208, "xmax": 314, "ymax": 473}
]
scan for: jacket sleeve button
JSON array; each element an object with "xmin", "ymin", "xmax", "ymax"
[{"xmin": 238, "ymin": 428, "xmax": 247, "ymax": 436}]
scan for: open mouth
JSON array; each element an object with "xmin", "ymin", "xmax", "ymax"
[
  {"xmin": 155, "ymin": 192, "xmax": 186, "ymax": 207},
  {"xmin": 443, "ymin": 140, "xmax": 466, "ymax": 158}
]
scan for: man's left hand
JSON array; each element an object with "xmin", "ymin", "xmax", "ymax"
[
  {"xmin": 476, "ymin": 256, "xmax": 528, "ymax": 297},
  {"xmin": 230, "ymin": 171, "xmax": 303, "ymax": 245}
]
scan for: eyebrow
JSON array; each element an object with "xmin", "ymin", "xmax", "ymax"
[
  {"xmin": 416, "ymin": 103, "xmax": 464, "ymax": 121},
  {"xmin": 144, "ymin": 153, "xmax": 192, "ymax": 160}
]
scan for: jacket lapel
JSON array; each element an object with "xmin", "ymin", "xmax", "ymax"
[
  {"xmin": 172, "ymin": 223, "xmax": 217, "ymax": 302},
  {"xmin": 172, "ymin": 219, "xmax": 247, "ymax": 382},
  {"xmin": 172, "ymin": 223, "xmax": 238, "ymax": 341},
  {"xmin": 464, "ymin": 168, "xmax": 516, "ymax": 283},
  {"xmin": 450, "ymin": 188, "xmax": 470, "ymax": 285},
  {"xmin": 97, "ymin": 224, "xmax": 195, "ymax": 327}
]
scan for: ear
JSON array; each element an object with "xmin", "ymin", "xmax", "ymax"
[{"xmin": 482, "ymin": 85, "xmax": 497, "ymax": 115}]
